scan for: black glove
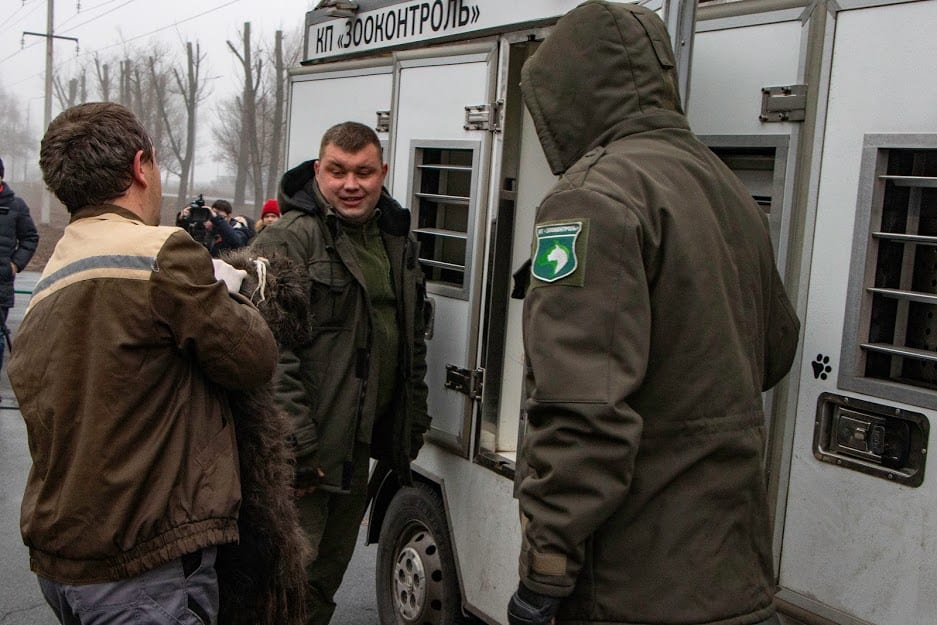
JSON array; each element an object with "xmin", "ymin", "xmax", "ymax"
[{"xmin": 507, "ymin": 583, "xmax": 561, "ymax": 625}]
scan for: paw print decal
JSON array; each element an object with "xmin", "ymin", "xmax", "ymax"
[{"xmin": 812, "ymin": 354, "xmax": 832, "ymax": 380}]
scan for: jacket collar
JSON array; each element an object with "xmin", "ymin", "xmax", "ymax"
[
  {"xmin": 70, "ymin": 204, "xmax": 146, "ymax": 224},
  {"xmin": 279, "ymin": 159, "xmax": 411, "ymax": 237}
]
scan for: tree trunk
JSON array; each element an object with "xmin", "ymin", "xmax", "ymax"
[
  {"xmin": 174, "ymin": 42, "xmax": 201, "ymax": 204},
  {"xmin": 265, "ymin": 30, "xmax": 285, "ymax": 202},
  {"xmin": 229, "ymin": 23, "xmax": 256, "ymax": 212}
]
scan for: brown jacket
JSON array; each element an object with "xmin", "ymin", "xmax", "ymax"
[
  {"xmin": 9, "ymin": 205, "xmax": 278, "ymax": 584},
  {"xmin": 516, "ymin": 2, "xmax": 800, "ymax": 624}
]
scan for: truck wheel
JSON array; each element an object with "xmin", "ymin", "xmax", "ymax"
[{"xmin": 377, "ymin": 483, "xmax": 460, "ymax": 625}]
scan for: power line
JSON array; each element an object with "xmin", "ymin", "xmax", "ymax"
[
  {"xmin": 5, "ymin": 0, "xmax": 45, "ymax": 32},
  {"xmin": 94, "ymin": 0, "xmax": 245, "ymax": 47},
  {"xmin": 57, "ymin": 0, "xmax": 140, "ymax": 30},
  {"xmin": 58, "ymin": 0, "xmax": 141, "ymax": 34},
  {"xmin": 8, "ymin": 0, "xmax": 246, "ymax": 88},
  {"xmin": 0, "ymin": 0, "xmax": 46, "ymax": 65}
]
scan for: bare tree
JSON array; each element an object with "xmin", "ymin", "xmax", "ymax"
[
  {"xmin": 212, "ymin": 98, "xmax": 243, "ymax": 172},
  {"xmin": 92, "ymin": 54, "xmax": 112, "ymax": 101},
  {"xmin": 150, "ymin": 41, "xmax": 209, "ymax": 203},
  {"xmin": 119, "ymin": 59, "xmax": 133, "ymax": 107},
  {"xmin": 214, "ymin": 26, "xmax": 302, "ymax": 214},
  {"xmin": 227, "ymin": 22, "xmax": 264, "ymax": 212},
  {"xmin": 52, "ymin": 75, "xmax": 79, "ymax": 110},
  {"xmin": 265, "ymin": 30, "xmax": 285, "ymax": 201},
  {"xmin": 0, "ymin": 86, "xmax": 36, "ymax": 182}
]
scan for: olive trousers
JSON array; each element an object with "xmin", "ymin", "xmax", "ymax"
[{"xmin": 296, "ymin": 443, "xmax": 371, "ymax": 625}]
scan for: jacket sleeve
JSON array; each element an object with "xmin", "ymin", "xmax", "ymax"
[
  {"xmin": 212, "ymin": 215, "xmax": 250, "ymax": 249},
  {"xmin": 252, "ymin": 225, "xmax": 321, "ymax": 469},
  {"xmin": 150, "ymin": 229, "xmax": 278, "ymax": 391},
  {"xmin": 762, "ymin": 265, "xmax": 800, "ymax": 390},
  {"xmin": 12, "ymin": 199, "xmax": 38, "ymax": 271},
  {"xmin": 518, "ymin": 187, "xmax": 647, "ymax": 598},
  {"xmin": 276, "ymin": 346, "xmax": 320, "ymax": 471}
]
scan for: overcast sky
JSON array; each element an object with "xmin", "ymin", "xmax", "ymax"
[{"xmin": 2, "ymin": 0, "xmax": 316, "ymax": 180}]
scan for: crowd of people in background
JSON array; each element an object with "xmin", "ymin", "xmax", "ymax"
[{"xmin": 174, "ymin": 196, "xmax": 279, "ymax": 254}]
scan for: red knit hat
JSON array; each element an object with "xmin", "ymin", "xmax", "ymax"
[{"xmin": 261, "ymin": 198, "xmax": 280, "ymax": 218}]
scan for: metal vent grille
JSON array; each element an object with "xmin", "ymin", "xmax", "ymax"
[
  {"xmin": 412, "ymin": 147, "xmax": 475, "ymax": 292},
  {"xmin": 863, "ymin": 149, "xmax": 937, "ymax": 388}
]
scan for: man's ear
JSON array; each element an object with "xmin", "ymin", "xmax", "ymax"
[{"xmin": 131, "ymin": 149, "xmax": 148, "ymax": 187}]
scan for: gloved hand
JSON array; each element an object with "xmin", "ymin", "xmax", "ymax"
[
  {"xmin": 507, "ymin": 583, "xmax": 561, "ymax": 625},
  {"xmin": 212, "ymin": 258, "xmax": 248, "ymax": 294}
]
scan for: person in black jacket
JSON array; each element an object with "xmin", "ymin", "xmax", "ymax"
[
  {"xmin": 176, "ymin": 198, "xmax": 251, "ymax": 256},
  {"xmin": 0, "ymin": 157, "xmax": 39, "ymax": 369},
  {"xmin": 207, "ymin": 199, "xmax": 251, "ymax": 255}
]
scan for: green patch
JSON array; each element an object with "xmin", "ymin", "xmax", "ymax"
[{"xmin": 531, "ymin": 221, "xmax": 587, "ymax": 286}]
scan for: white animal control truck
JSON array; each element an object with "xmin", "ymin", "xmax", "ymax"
[{"xmin": 285, "ymin": 1, "xmax": 937, "ymax": 624}]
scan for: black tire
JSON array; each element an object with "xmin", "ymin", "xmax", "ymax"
[{"xmin": 376, "ymin": 483, "xmax": 461, "ymax": 625}]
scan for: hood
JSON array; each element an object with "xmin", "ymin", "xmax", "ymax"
[
  {"xmin": 521, "ymin": 1, "xmax": 685, "ymax": 175},
  {"xmin": 278, "ymin": 159, "xmax": 411, "ymax": 236}
]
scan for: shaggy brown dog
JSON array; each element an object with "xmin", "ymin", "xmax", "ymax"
[{"xmin": 215, "ymin": 249, "xmax": 313, "ymax": 625}]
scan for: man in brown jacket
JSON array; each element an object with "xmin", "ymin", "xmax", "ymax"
[
  {"xmin": 508, "ymin": 3, "xmax": 800, "ymax": 625},
  {"xmin": 9, "ymin": 102, "xmax": 278, "ymax": 624}
]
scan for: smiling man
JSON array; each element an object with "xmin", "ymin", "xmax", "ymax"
[{"xmin": 251, "ymin": 121, "xmax": 430, "ymax": 625}]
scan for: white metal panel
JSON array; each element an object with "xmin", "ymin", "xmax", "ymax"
[
  {"xmin": 781, "ymin": 3, "xmax": 937, "ymax": 623},
  {"xmin": 285, "ymin": 68, "xmax": 392, "ymax": 169},
  {"xmin": 688, "ymin": 19, "xmax": 802, "ymax": 136},
  {"xmin": 416, "ymin": 444, "xmax": 520, "ymax": 625},
  {"xmin": 391, "ymin": 51, "xmax": 494, "ymax": 446}
]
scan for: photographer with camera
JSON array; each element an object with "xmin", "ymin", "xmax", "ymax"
[{"xmin": 178, "ymin": 196, "xmax": 250, "ymax": 256}]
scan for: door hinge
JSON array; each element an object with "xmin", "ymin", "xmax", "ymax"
[
  {"xmin": 464, "ymin": 101, "xmax": 503, "ymax": 132},
  {"xmin": 759, "ymin": 84, "xmax": 807, "ymax": 122},
  {"xmin": 445, "ymin": 365, "xmax": 485, "ymax": 400},
  {"xmin": 375, "ymin": 109, "xmax": 391, "ymax": 133}
]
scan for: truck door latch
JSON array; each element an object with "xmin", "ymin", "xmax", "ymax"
[
  {"xmin": 445, "ymin": 365, "xmax": 485, "ymax": 400},
  {"xmin": 759, "ymin": 84, "xmax": 807, "ymax": 122},
  {"xmin": 464, "ymin": 101, "xmax": 503, "ymax": 132}
]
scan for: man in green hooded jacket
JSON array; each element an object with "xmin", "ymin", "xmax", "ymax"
[
  {"xmin": 252, "ymin": 121, "xmax": 430, "ymax": 625},
  {"xmin": 508, "ymin": 3, "xmax": 800, "ymax": 625}
]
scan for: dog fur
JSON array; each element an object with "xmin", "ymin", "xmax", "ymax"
[{"xmin": 215, "ymin": 249, "xmax": 313, "ymax": 625}]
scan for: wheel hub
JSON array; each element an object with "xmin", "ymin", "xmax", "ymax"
[
  {"xmin": 392, "ymin": 528, "xmax": 443, "ymax": 623},
  {"xmin": 394, "ymin": 546, "xmax": 426, "ymax": 621}
]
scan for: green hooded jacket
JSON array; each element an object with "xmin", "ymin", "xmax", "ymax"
[
  {"xmin": 516, "ymin": 2, "xmax": 800, "ymax": 624},
  {"xmin": 252, "ymin": 161, "xmax": 430, "ymax": 493}
]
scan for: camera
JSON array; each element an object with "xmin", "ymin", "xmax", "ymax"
[
  {"xmin": 179, "ymin": 194, "xmax": 212, "ymax": 248},
  {"xmin": 187, "ymin": 194, "xmax": 210, "ymax": 223}
]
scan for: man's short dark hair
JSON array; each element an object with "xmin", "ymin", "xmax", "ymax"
[
  {"xmin": 319, "ymin": 122, "xmax": 382, "ymax": 159},
  {"xmin": 39, "ymin": 102, "xmax": 154, "ymax": 213},
  {"xmin": 212, "ymin": 199, "xmax": 233, "ymax": 216},
  {"xmin": 0, "ymin": 157, "xmax": 5, "ymax": 180}
]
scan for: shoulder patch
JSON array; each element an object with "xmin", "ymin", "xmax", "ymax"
[{"xmin": 531, "ymin": 220, "xmax": 588, "ymax": 286}]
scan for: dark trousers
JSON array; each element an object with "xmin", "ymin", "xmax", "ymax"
[
  {"xmin": 0, "ymin": 306, "xmax": 9, "ymax": 373},
  {"xmin": 38, "ymin": 547, "xmax": 219, "ymax": 625},
  {"xmin": 296, "ymin": 443, "xmax": 371, "ymax": 625}
]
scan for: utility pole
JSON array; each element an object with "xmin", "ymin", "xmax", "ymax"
[{"xmin": 23, "ymin": 0, "xmax": 78, "ymax": 223}]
